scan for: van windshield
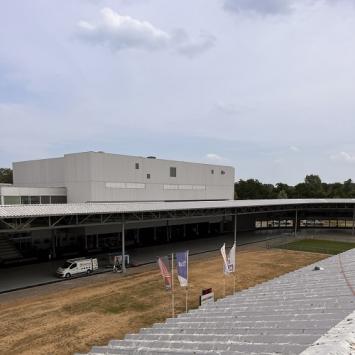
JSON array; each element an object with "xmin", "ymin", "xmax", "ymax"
[{"xmin": 61, "ymin": 262, "xmax": 72, "ymax": 269}]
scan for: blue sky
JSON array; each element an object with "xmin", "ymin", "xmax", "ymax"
[{"xmin": 1, "ymin": 0, "xmax": 355, "ymax": 184}]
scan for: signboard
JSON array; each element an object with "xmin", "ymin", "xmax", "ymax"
[{"xmin": 200, "ymin": 288, "xmax": 214, "ymax": 306}]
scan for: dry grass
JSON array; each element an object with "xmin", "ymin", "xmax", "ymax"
[{"xmin": 0, "ymin": 249, "xmax": 327, "ymax": 355}]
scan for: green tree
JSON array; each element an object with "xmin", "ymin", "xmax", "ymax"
[
  {"xmin": 0, "ymin": 168, "xmax": 13, "ymax": 184},
  {"xmin": 343, "ymin": 179, "xmax": 355, "ymax": 197},
  {"xmin": 235, "ymin": 179, "xmax": 277, "ymax": 199},
  {"xmin": 277, "ymin": 190, "xmax": 288, "ymax": 199},
  {"xmin": 275, "ymin": 182, "xmax": 294, "ymax": 198},
  {"xmin": 295, "ymin": 175, "xmax": 325, "ymax": 198},
  {"xmin": 234, "ymin": 175, "xmax": 355, "ymax": 200}
]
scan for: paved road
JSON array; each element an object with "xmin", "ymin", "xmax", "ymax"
[
  {"xmin": 9, "ymin": 228, "xmax": 355, "ymax": 294},
  {"xmin": 0, "ymin": 231, "xmax": 291, "ymax": 293}
]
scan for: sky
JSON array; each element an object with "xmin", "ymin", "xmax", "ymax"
[{"xmin": 1, "ymin": 0, "xmax": 355, "ymax": 185}]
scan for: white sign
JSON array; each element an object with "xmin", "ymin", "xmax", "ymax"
[{"xmin": 200, "ymin": 292, "xmax": 215, "ymax": 306}]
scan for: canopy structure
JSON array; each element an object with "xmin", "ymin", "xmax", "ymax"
[{"xmin": 0, "ymin": 199, "xmax": 355, "ymax": 234}]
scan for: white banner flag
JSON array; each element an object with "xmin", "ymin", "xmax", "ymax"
[
  {"xmin": 228, "ymin": 242, "xmax": 236, "ymax": 273},
  {"xmin": 220, "ymin": 243, "xmax": 229, "ymax": 275},
  {"xmin": 176, "ymin": 250, "xmax": 189, "ymax": 287}
]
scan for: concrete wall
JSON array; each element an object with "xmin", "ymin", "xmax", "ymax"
[
  {"xmin": 0, "ymin": 186, "xmax": 66, "ymax": 197},
  {"xmin": 13, "ymin": 152, "xmax": 235, "ymax": 203},
  {"xmin": 13, "ymin": 158, "xmax": 65, "ymax": 187}
]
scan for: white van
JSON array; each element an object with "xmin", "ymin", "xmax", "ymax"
[{"xmin": 56, "ymin": 257, "xmax": 98, "ymax": 278}]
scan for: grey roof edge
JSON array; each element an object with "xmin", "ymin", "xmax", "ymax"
[
  {"xmin": 299, "ymin": 309, "xmax": 355, "ymax": 355},
  {"xmin": 1, "ymin": 198, "xmax": 355, "ymax": 219}
]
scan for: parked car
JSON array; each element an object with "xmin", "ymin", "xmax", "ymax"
[{"xmin": 56, "ymin": 257, "xmax": 98, "ymax": 278}]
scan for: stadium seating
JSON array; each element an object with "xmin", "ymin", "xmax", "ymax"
[{"xmin": 81, "ymin": 249, "xmax": 355, "ymax": 354}]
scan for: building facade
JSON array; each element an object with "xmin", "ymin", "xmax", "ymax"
[{"xmin": 2, "ymin": 152, "xmax": 235, "ymax": 204}]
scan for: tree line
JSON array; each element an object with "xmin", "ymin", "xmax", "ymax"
[{"xmin": 235, "ymin": 175, "xmax": 355, "ymax": 199}]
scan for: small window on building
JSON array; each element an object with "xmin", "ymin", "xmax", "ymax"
[
  {"xmin": 3, "ymin": 196, "xmax": 21, "ymax": 205},
  {"xmin": 170, "ymin": 167, "xmax": 177, "ymax": 177},
  {"xmin": 221, "ymin": 170, "xmax": 226, "ymax": 175},
  {"xmin": 21, "ymin": 196, "xmax": 30, "ymax": 204},
  {"xmin": 30, "ymin": 196, "xmax": 40, "ymax": 204},
  {"xmin": 135, "ymin": 163, "xmax": 139, "ymax": 169},
  {"xmin": 40, "ymin": 196, "xmax": 50, "ymax": 204},
  {"xmin": 211, "ymin": 169, "xmax": 214, "ymax": 174},
  {"xmin": 147, "ymin": 173, "xmax": 151, "ymax": 179},
  {"xmin": 51, "ymin": 196, "xmax": 67, "ymax": 204}
]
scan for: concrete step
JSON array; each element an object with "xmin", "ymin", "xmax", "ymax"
[
  {"xmin": 108, "ymin": 338, "xmax": 308, "ymax": 354},
  {"xmin": 139, "ymin": 326, "xmax": 326, "ymax": 336},
  {"xmin": 124, "ymin": 332, "xmax": 319, "ymax": 345}
]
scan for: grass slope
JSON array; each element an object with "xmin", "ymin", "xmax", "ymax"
[
  {"xmin": 0, "ymin": 249, "xmax": 326, "ymax": 355},
  {"xmin": 280, "ymin": 239, "xmax": 355, "ymax": 255}
]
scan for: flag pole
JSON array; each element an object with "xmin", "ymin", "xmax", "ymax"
[
  {"xmin": 234, "ymin": 212, "xmax": 237, "ymax": 294},
  {"xmin": 233, "ymin": 241, "xmax": 236, "ymax": 294},
  {"xmin": 171, "ymin": 253, "xmax": 175, "ymax": 318},
  {"xmin": 185, "ymin": 287, "xmax": 188, "ymax": 313},
  {"xmin": 223, "ymin": 273, "xmax": 226, "ymax": 297}
]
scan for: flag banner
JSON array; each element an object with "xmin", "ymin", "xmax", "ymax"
[
  {"xmin": 220, "ymin": 243, "xmax": 230, "ymax": 275},
  {"xmin": 176, "ymin": 251, "xmax": 189, "ymax": 287},
  {"xmin": 228, "ymin": 242, "xmax": 236, "ymax": 273},
  {"xmin": 157, "ymin": 256, "xmax": 172, "ymax": 290}
]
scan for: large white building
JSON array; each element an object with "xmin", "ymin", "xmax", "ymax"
[{"xmin": 1, "ymin": 152, "xmax": 235, "ymax": 204}]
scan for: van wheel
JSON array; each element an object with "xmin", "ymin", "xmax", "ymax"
[
  {"xmin": 65, "ymin": 273, "xmax": 71, "ymax": 278},
  {"xmin": 86, "ymin": 269, "xmax": 92, "ymax": 274}
]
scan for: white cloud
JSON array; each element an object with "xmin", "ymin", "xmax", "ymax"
[
  {"xmin": 175, "ymin": 33, "xmax": 215, "ymax": 58},
  {"xmin": 289, "ymin": 145, "xmax": 300, "ymax": 152},
  {"xmin": 78, "ymin": 8, "xmax": 214, "ymax": 56},
  {"xmin": 273, "ymin": 158, "xmax": 285, "ymax": 164},
  {"xmin": 330, "ymin": 151, "xmax": 355, "ymax": 163},
  {"xmin": 78, "ymin": 8, "xmax": 170, "ymax": 51},
  {"xmin": 205, "ymin": 153, "xmax": 228, "ymax": 163},
  {"xmin": 215, "ymin": 101, "xmax": 240, "ymax": 115},
  {"xmin": 224, "ymin": 0, "xmax": 355, "ymax": 16},
  {"xmin": 224, "ymin": 0, "xmax": 295, "ymax": 15}
]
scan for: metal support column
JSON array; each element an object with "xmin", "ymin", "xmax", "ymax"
[
  {"xmin": 166, "ymin": 221, "xmax": 172, "ymax": 241},
  {"xmin": 233, "ymin": 212, "xmax": 237, "ymax": 245},
  {"xmin": 122, "ymin": 222, "xmax": 126, "ymax": 273},
  {"xmin": 294, "ymin": 209, "xmax": 298, "ymax": 237},
  {"xmin": 51, "ymin": 231, "xmax": 56, "ymax": 259},
  {"xmin": 220, "ymin": 217, "xmax": 225, "ymax": 233}
]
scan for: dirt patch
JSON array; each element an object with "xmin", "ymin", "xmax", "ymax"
[{"xmin": 0, "ymin": 249, "xmax": 327, "ymax": 355}]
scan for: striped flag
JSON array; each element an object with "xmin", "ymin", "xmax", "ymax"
[{"xmin": 157, "ymin": 256, "xmax": 172, "ymax": 290}]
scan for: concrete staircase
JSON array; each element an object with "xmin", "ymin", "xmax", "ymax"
[
  {"xmin": 0, "ymin": 235, "xmax": 22, "ymax": 263},
  {"xmin": 81, "ymin": 249, "xmax": 355, "ymax": 355}
]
